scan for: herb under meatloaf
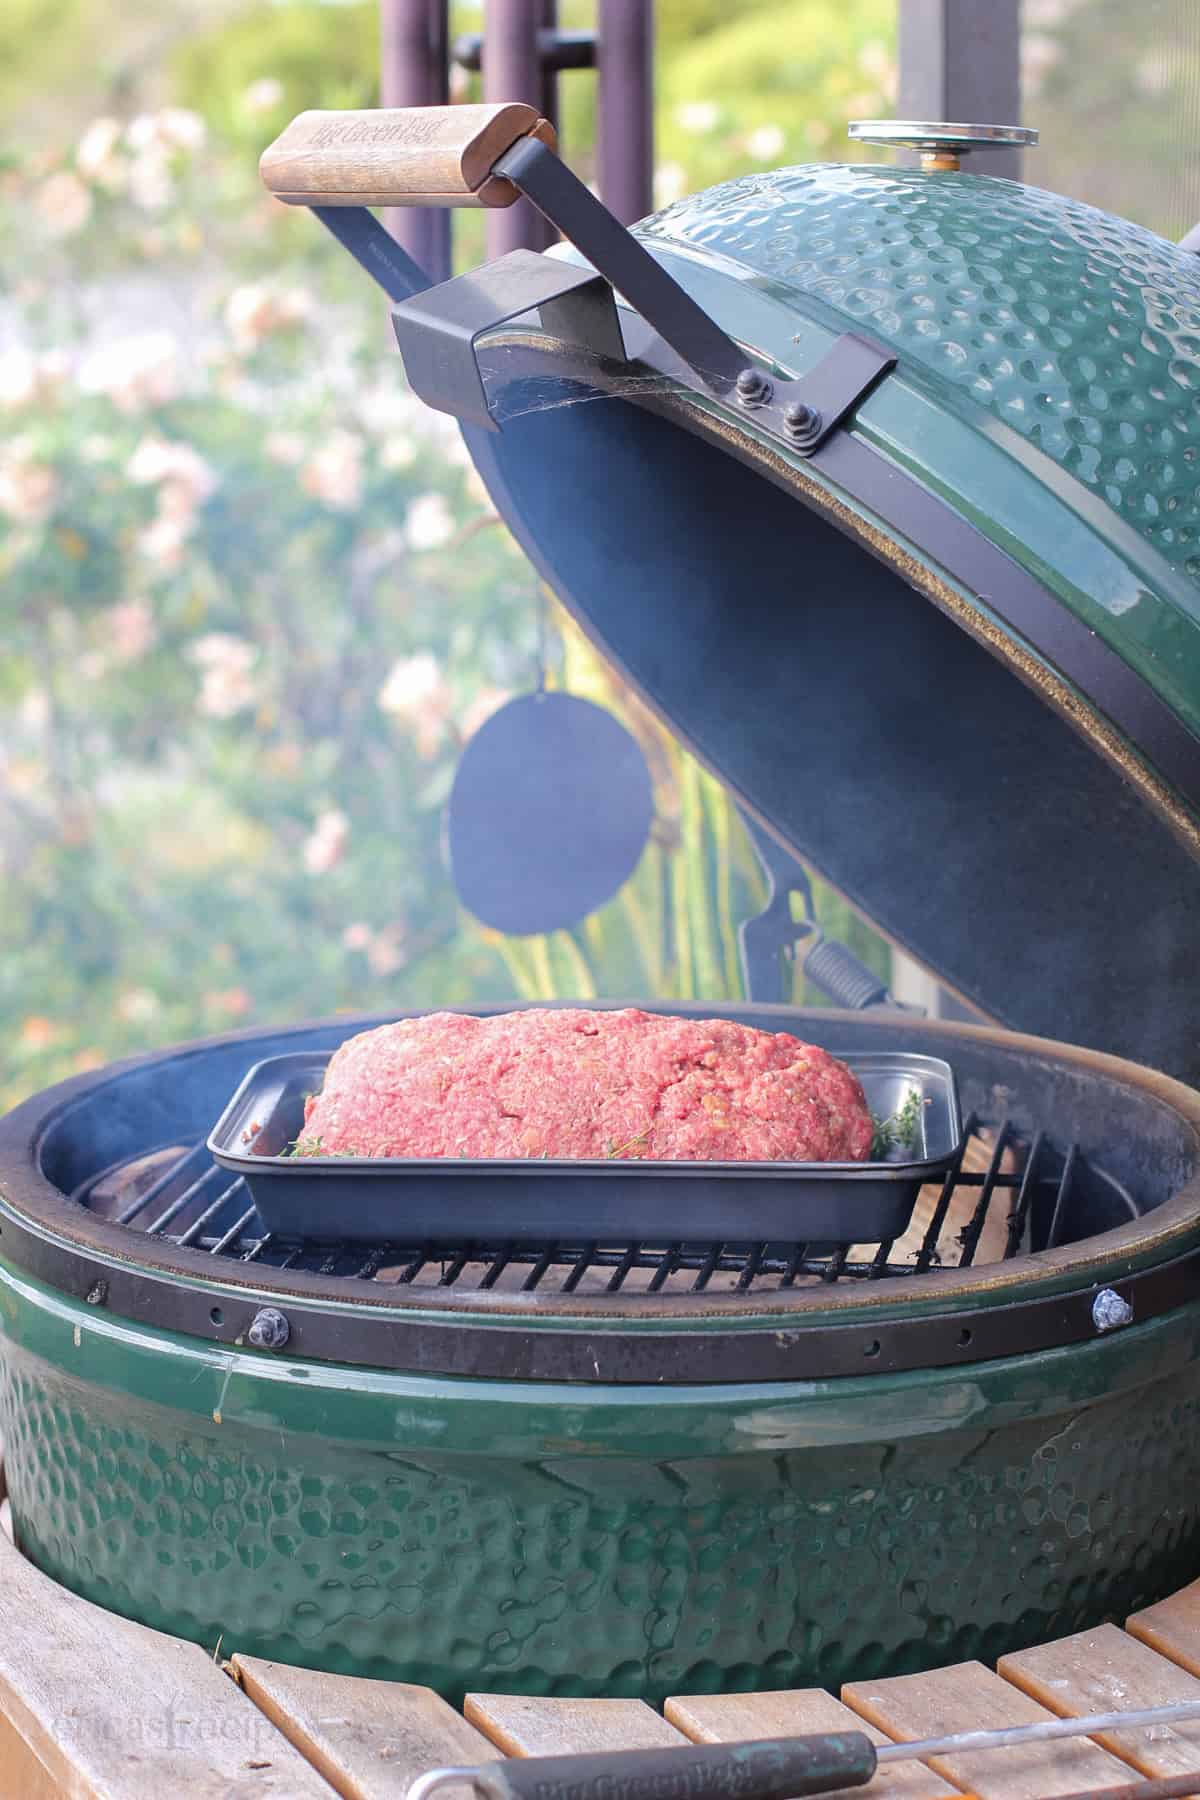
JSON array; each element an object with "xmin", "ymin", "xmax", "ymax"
[{"xmin": 294, "ymin": 1008, "xmax": 875, "ymax": 1163}]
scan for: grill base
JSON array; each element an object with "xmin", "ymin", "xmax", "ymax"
[{"xmin": 3, "ymin": 1266, "xmax": 1199, "ymax": 1705}]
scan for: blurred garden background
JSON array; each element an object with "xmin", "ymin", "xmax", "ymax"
[{"xmin": 1, "ymin": 0, "xmax": 1198, "ymax": 1106}]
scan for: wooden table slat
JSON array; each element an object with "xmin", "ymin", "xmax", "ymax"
[
  {"xmin": 998, "ymin": 1621, "xmax": 1200, "ymax": 1788},
  {"xmin": 464, "ymin": 1694, "xmax": 684, "ymax": 1758},
  {"xmin": 0, "ymin": 1529, "xmax": 333, "ymax": 1797},
  {"xmin": 665, "ymin": 1688, "xmax": 964, "ymax": 1798},
  {"xmin": 842, "ymin": 1659, "xmax": 1132, "ymax": 1800},
  {"xmin": 234, "ymin": 1657, "xmax": 499, "ymax": 1800},
  {"xmin": 1130, "ymin": 1582, "xmax": 1200, "ymax": 1680}
]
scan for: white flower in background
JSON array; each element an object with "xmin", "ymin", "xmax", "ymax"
[
  {"xmin": 126, "ymin": 437, "xmax": 217, "ymax": 508},
  {"xmin": 117, "ymin": 987, "xmax": 161, "ymax": 1023},
  {"xmin": 127, "ymin": 149, "xmax": 172, "ymax": 213},
  {"xmin": 242, "ymin": 78, "xmax": 285, "ymax": 116},
  {"xmin": 378, "ymin": 435, "xmax": 417, "ymax": 470},
  {"xmin": 18, "ymin": 688, "xmax": 50, "ymax": 732},
  {"xmin": 76, "ymin": 117, "xmax": 126, "ymax": 190},
  {"xmin": 78, "ymin": 332, "xmax": 180, "ymax": 413},
  {"xmin": 123, "ymin": 114, "xmax": 201, "ymax": 213},
  {"xmin": 366, "ymin": 924, "xmax": 406, "ymax": 977},
  {"xmin": 126, "ymin": 109, "xmax": 206, "ymax": 154},
  {"xmin": 341, "ymin": 922, "xmax": 372, "ymax": 952},
  {"xmin": 79, "ymin": 433, "xmax": 115, "ymax": 463},
  {"xmin": 190, "ymin": 634, "xmax": 260, "ymax": 719},
  {"xmin": 357, "ymin": 381, "xmax": 427, "ymax": 439},
  {"xmin": 404, "ymin": 491, "xmax": 454, "ymax": 551},
  {"xmin": 35, "ymin": 171, "xmax": 93, "ymax": 237},
  {"xmin": 746, "ymin": 124, "xmax": 785, "ymax": 163},
  {"xmin": 224, "ymin": 282, "xmax": 311, "ymax": 352},
  {"xmin": 303, "ymin": 808, "xmax": 349, "ymax": 875},
  {"xmin": 378, "ymin": 652, "xmax": 451, "ymax": 759},
  {"xmin": 0, "ymin": 439, "xmax": 57, "ymax": 524},
  {"xmin": 653, "ymin": 162, "xmax": 688, "ymax": 208},
  {"xmin": 127, "ymin": 437, "xmax": 215, "ymax": 571},
  {"xmin": 0, "ymin": 348, "xmax": 39, "ymax": 409},
  {"xmin": 300, "ymin": 429, "xmax": 365, "ymax": 511},
  {"xmin": 0, "ymin": 346, "xmax": 72, "ymax": 411},
  {"xmin": 265, "ymin": 431, "xmax": 306, "ymax": 466},
  {"xmin": 102, "ymin": 599, "xmax": 156, "ymax": 663},
  {"xmin": 135, "ymin": 511, "xmax": 189, "ymax": 572},
  {"xmin": 676, "ymin": 101, "xmax": 719, "ymax": 134}
]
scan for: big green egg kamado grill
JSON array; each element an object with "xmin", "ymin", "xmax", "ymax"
[{"xmin": 2, "ymin": 107, "xmax": 1200, "ymax": 1707}]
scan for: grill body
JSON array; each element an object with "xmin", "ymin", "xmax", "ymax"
[
  {"xmin": 3, "ymin": 1255, "xmax": 1200, "ymax": 1703},
  {"xmin": 3, "ymin": 1007, "xmax": 1200, "ymax": 1700}
]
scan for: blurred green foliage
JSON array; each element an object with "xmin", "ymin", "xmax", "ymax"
[{"xmin": 0, "ymin": 2, "xmax": 896, "ymax": 1111}]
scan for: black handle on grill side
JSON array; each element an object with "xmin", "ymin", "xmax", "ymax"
[{"xmin": 475, "ymin": 1732, "xmax": 878, "ymax": 1800}]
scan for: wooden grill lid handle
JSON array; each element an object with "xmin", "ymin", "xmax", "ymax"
[{"xmin": 259, "ymin": 103, "xmax": 557, "ymax": 209}]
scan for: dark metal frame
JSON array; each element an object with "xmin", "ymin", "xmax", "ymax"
[{"xmin": 898, "ymin": 0, "xmax": 1023, "ymax": 180}]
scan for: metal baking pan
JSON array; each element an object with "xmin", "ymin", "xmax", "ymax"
[{"xmin": 208, "ymin": 1047, "xmax": 963, "ymax": 1247}]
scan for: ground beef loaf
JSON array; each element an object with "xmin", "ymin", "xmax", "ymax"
[{"xmin": 298, "ymin": 1008, "xmax": 874, "ymax": 1162}]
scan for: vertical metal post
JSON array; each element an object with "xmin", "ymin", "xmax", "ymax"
[
  {"xmin": 597, "ymin": 0, "xmax": 654, "ymax": 224},
  {"xmin": 898, "ymin": 0, "xmax": 1022, "ymax": 180},
  {"xmin": 483, "ymin": 0, "xmax": 556, "ymax": 257},
  {"xmin": 380, "ymin": 0, "xmax": 451, "ymax": 281},
  {"xmin": 538, "ymin": 0, "xmax": 560, "ymax": 137}
]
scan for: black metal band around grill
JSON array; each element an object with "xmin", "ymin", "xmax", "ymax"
[{"xmin": 0, "ymin": 1175, "xmax": 1196, "ymax": 1380}]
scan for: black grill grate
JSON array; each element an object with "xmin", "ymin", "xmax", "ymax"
[{"xmin": 70, "ymin": 1114, "xmax": 1137, "ymax": 1297}]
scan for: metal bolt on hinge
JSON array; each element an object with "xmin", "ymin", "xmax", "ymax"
[
  {"xmin": 1092, "ymin": 1287, "xmax": 1134, "ymax": 1333},
  {"xmin": 735, "ymin": 366, "xmax": 773, "ymax": 407},
  {"xmin": 247, "ymin": 1307, "xmax": 291, "ymax": 1350},
  {"xmin": 783, "ymin": 398, "xmax": 824, "ymax": 445}
]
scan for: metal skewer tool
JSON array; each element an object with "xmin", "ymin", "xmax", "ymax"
[{"xmin": 407, "ymin": 1698, "xmax": 1200, "ymax": 1799}]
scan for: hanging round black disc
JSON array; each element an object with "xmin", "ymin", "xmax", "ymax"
[{"xmin": 447, "ymin": 691, "xmax": 654, "ymax": 936}]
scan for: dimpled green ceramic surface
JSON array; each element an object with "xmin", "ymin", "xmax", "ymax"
[{"xmin": 4, "ymin": 1262, "xmax": 1200, "ymax": 1702}]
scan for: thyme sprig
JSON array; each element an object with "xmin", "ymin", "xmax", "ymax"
[{"xmin": 870, "ymin": 1087, "xmax": 924, "ymax": 1161}]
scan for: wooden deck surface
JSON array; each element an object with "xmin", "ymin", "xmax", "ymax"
[{"xmin": 4, "ymin": 1517, "xmax": 1200, "ymax": 1798}]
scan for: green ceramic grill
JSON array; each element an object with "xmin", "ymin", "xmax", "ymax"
[{"xmin": 2, "ymin": 109, "xmax": 1200, "ymax": 1706}]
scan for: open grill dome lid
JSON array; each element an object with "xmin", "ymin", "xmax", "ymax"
[{"xmin": 263, "ymin": 108, "xmax": 1200, "ymax": 1083}]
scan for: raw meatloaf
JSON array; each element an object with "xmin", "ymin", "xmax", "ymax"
[{"xmin": 297, "ymin": 1008, "xmax": 874, "ymax": 1162}]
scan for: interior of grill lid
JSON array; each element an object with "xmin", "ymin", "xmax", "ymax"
[{"xmin": 446, "ymin": 146, "xmax": 1200, "ymax": 1087}]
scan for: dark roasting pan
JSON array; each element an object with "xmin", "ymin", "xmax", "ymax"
[{"xmin": 208, "ymin": 1046, "xmax": 963, "ymax": 1246}]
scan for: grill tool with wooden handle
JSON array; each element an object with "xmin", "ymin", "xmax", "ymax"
[{"xmin": 405, "ymin": 1699, "xmax": 1200, "ymax": 1800}]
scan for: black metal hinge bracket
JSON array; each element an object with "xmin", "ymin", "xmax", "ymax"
[
  {"xmin": 392, "ymin": 248, "xmax": 626, "ymax": 430},
  {"xmin": 378, "ymin": 132, "xmax": 897, "ymax": 444}
]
